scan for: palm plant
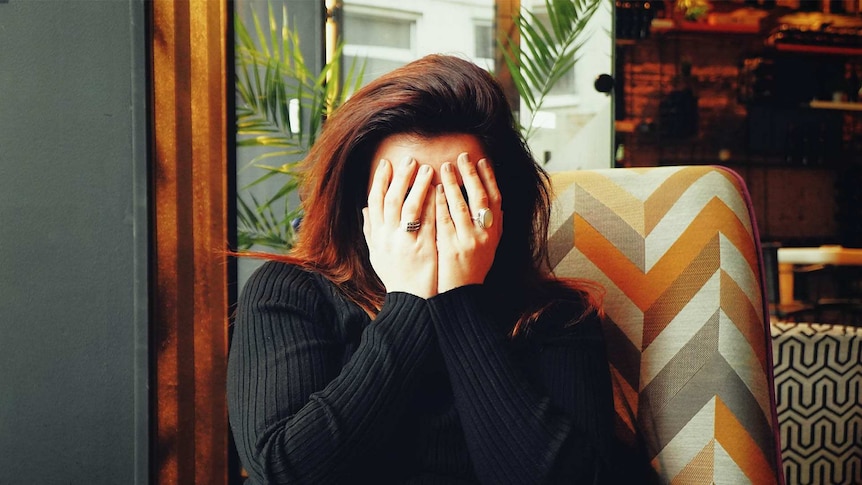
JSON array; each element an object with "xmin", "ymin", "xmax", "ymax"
[
  {"xmin": 235, "ymin": 2, "xmax": 363, "ymax": 251},
  {"xmin": 499, "ymin": 0, "xmax": 603, "ymax": 140}
]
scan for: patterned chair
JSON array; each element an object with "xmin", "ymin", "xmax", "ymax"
[{"xmin": 548, "ymin": 165, "xmax": 784, "ymax": 484}]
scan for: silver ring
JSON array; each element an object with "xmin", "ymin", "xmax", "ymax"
[
  {"xmin": 405, "ymin": 220, "xmax": 421, "ymax": 232},
  {"xmin": 472, "ymin": 208, "xmax": 493, "ymax": 229}
]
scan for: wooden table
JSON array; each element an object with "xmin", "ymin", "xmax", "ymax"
[
  {"xmin": 778, "ymin": 246, "xmax": 862, "ymax": 267},
  {"xmin": 776, "ymin": 246, "xmax": 862, "ymax": 324}
]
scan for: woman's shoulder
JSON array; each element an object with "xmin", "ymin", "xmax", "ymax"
[{"xmin": 240, "ymin": 259, "xmax": 335, "ymax": 310}]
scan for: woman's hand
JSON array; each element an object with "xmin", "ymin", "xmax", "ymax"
[
  {"xmin": 435, "ymin": 153, "xmax": 502, "ymax": 293},
  {"xmin": 363, "ymin": 157, "xmax": 438, "ymax": 298}
]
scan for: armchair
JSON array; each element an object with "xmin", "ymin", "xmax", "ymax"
[{"xmin": 548, "ymin": 165, "xmax": 784, "ymax": 484}]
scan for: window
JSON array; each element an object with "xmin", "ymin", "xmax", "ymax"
[
  {"xmin": 343, "ymin": 7, "xmax": 418, "ymax": 85},
  {"xmin": 532, "ymin": 10, "xmax": 577, "ymax": 101},
  {"xmin": 474, "ymin": 20, "xmax": 494, "ymax": 66}
]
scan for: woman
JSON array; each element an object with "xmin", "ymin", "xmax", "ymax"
[{"xmin": 228, "ymin": 54, "xmax": 619, "ymax": 484}]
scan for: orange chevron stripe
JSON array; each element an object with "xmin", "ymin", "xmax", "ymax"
[
  {"xmin": 720, "ymin": 271, "xmax": 769, "ymax": 374},
  {"xmin": 644, "ymin": 167, "xmax": 721, "ymax": 235},
  {"xmin": 611, "ymin": 365, "xmax": 639, "ymax": 435},
  {"xmin": 644, "ymin": 236, "xmax": 719, "ymax": 347},
  {"xmin": 575, "ymin": 197, "xmax": 758, "ymax": 311},
  {"xmin": 651, "ymin": 197, "xmax": 758, "ymax": 278},
  {"xmin": 670, "ymin": 440, "xmax": 714, "ymax": 485},
  {"xmin": 575, "ymin": 214, "xmax": 657, "ymax": 309},
  {"xmin": 715, "ymin": 397, "xmax": 777, "ymax": 485}
]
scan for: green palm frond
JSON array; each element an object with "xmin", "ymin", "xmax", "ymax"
[
  {"xmin": 234, "ymin": 1, "xmax": 364, "ymax": 252},
  {"xmin": 499, "ymin": 0, "xmax": 602, "ymax": 140}
]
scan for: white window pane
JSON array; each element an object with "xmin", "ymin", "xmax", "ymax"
[
  {"xmin": 474, "ymin": 23, "xmax": 494, "ymax": 60},
  {"xmin": 345, "ymin": 55, "xmax": 406, "ymax": 84},
  {"xmin": 344, "ymin": 14, "xmax": 412, "ymax": 48},
  {"xmin": 534, "ymin": 12, "xmax": 576, "ymax": 97},
  {"xmin": 343, "ymin": 1, "xmax": 494, "ymax": 85}
]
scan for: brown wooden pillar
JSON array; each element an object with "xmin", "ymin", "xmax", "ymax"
[
  {"xmin": 495, "ymin": 0, "xmax": 520, "ymax": 113},
  {"xmin": 150, "ymin": 0, "xmax": 232, "ymax": 483}
]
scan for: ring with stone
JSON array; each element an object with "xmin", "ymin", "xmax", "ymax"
[
  {"xmin": 472, "ymin": 208, "xmax": 493, "ymax": 229},
  {"xmin": 405, "ymin": 220, "xmax": 421, "ymax": 232}
]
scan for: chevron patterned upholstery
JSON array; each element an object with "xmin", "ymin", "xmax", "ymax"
[{"xmin": 548, "ymin": 165, "xmax": 784, "ymax": 484}]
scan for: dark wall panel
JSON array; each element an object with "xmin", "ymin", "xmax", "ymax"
[{"xmin": 0, "ymin": 1, "xmax": 148, "ymax": 483}]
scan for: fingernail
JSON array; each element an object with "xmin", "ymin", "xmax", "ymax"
[
  {"xmin": 458, "ymin": 152, "xmax": 469, "ymax": 163},
  {"xmin": 478, "ymin": 158, "xmax": 488, "ymax": 169},
  {"xmin": 377, "ymin": 159, "xmax": 387, "ymax": 171},
  {"xmin": 437, "ymin": 184, "xmax": 444, "ymax": 193},
  {"xmin": 403, "ymin": 156, "xmax": 414, "ymax": 167},
  {"xmin": 443, "ymin": 162, "xmax": 454, "ymax": 173},
  {"xmin": 421, "ymin": 164, "xmax": 432, "ymax": 174}
]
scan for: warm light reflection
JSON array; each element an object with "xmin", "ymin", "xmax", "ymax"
[
  {"xmin": 325, "ymin": 0, "xmax": 342, "ymax": 114},
  {"xmin": 325, "ymin": 0, "xmax": 340, "ymax": 68}
]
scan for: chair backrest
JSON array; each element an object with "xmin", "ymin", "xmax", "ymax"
[{"xmin": 549, "ymin": 165, "xmax": 784, "ymax": 484}]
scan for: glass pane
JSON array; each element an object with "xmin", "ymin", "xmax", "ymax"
[
  {"xmin": 474, "ymin": 23, "xmax": 494, "ymax": 60},
  {"xmin": 340, "ymin": 0, "xmax": 613, "ymax": 170},
  {"xmin": 233, "ymin": 0, "xmax": 322, "ymax": 269},
  {"xmin": 343, "ymin": 0, "xmax": 495, "ymax": 82},
  {"xmin": 520, "ymin": 0, "xmax": 613, "ymax": 170},
  {"xmin": 534, "ymin": 12, "xmax": 577, "ymax": 97},
  {"xmin": 344, "ymin": 14, "xmax": 413, "ymax": 48},
  {"xmin": 345, "ymin": 55, "xmax": 407, "ymax": 82}
]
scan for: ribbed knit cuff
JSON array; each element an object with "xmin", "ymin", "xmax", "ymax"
[
  {"xmin": 426, "ymin": 285, "xmax": 573, "ymax": 484},
  {"xmin": 364, "ymin": 291, "xmax": 433, "ymax": 370}
]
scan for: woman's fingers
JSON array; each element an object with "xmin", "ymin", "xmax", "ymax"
[
  {"xmin": 456, "ymin": 153, "xmax": 491, "ymax": 218},
  {"xmin": 435, "ymin": 183, "xmax": 454, "ymax": 238},
  {"xmin": 402, "ymin": 164, "xmax": 433, "ymax": 231},
  {"xmin": 435, "ymin": 154, "xmax": 502, "ymax": 293},
  {"xmin": 383, "ymin": 156, "xmax": 417, "ymax": 227},
  {"xmin": 362, "ymin": 206, "xmax": 371, "ymax": 241},
  {"xmin": 367, "ymin": 158, "xmax": 391, "ymax": 229},
  {"xmin": 439, "ymin": 161, "xmax": 472, "ymax": 233},
  {"xmin": 476, "ymin": 158, "xmax": 502, "ymax": 212}
]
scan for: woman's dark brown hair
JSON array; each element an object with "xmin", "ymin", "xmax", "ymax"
[{"xmin": 263, "ymin": 54, "xmax": 600, "ymax": 335}]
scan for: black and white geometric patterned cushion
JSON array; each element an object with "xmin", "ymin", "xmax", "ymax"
[{"xmin": 771, "ymin": 321, "xmax": 862, "ymax": 485}]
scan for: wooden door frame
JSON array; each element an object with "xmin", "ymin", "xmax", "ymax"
[{"xmin": 149, "ymin": 0, "xmax": 234, "ymax": 483}]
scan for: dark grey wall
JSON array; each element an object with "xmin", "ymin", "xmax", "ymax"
[{"xmin": 0, "ymin": 1, "xmax": 148, "ymax": 483}]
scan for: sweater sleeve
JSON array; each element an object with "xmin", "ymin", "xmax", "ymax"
[
  {"xmin": 227, "ymin": 261, "xmax": 433, "ymax": 484},
  {"xmin": 426, "ymin": 285, "xmax": 613, "ymax": 485}
]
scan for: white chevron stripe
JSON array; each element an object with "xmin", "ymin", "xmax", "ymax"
[
  {"xmin": 548, "ymin": 183, "xmax": 576, "ymax": 235},
  {"xmin": 714, "ymin": 441, "xmax": 750, "ymax": 485},
  {"xmin": 645, "ymin": 171, "xmax": 754, "ymax": 272},
  {"xmin": 718, "ymin": 309, "xmax": 773, "ymax": 420},
  {"xmin": 591, "ymin": 165, "xmax": 687, "ymax": 201},
  {"xmin": 642, "ymin": 270, "xmax": 720, "ymax": 389},
  {"xmin": 654, "ymin": 397, "xmax": 716, "ymax": 480},
  {"xmin": 564, "ymin": 249, "xmax": 644, "ymax": 349},
  {"xmin": 719, "ymin": 233, "xmax": 764, "ymax": 321}
]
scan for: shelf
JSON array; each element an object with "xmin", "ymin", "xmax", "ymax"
[
  {"xmin": 651, "ymin": 20, "xmax": 762, "ymax": 35},
  {"xmin": 809, "ymin": 100, "xmax": 862, "ymax": 111},
  {"xmin": 772, "ymin": 43, "xmax": 862, "ymax": 56}
]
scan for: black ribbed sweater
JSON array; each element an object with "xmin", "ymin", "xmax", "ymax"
[{"xmin": 227, "ymin": 261, "xmax": 616, "ymax": 484}]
